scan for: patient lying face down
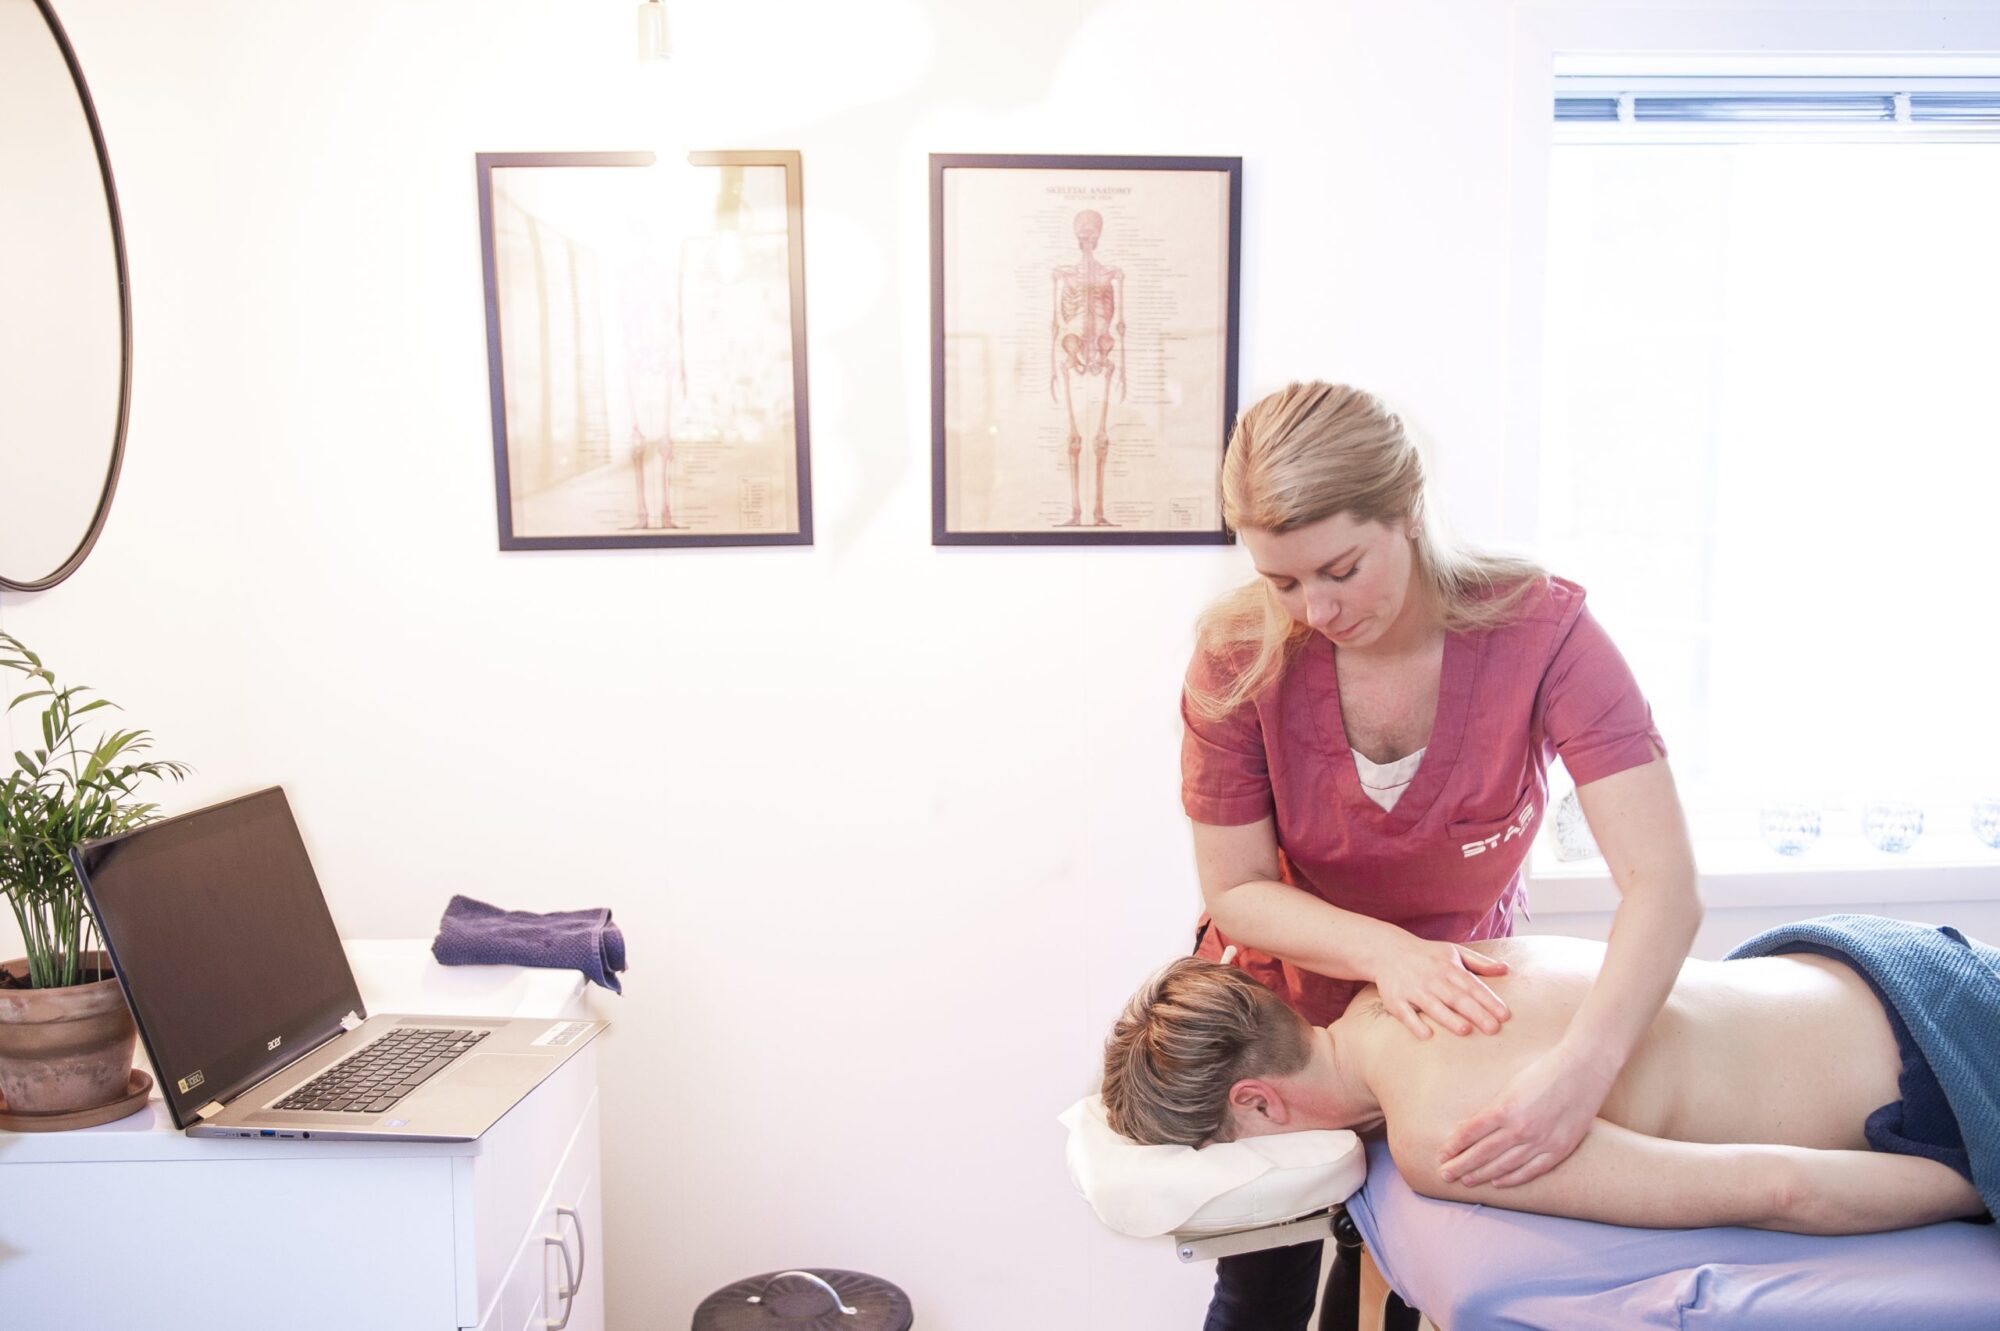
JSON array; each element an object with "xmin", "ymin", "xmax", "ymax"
[{"xmin": 1101, "ymin": 918, "xmax": 1992, "ymax": 1235}]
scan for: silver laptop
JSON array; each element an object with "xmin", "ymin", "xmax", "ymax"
[{"xmin": 72, "ymin": 786, "xmax": 605, "ymax": 1141}]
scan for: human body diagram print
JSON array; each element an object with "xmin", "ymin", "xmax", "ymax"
[
  {"xmin": 1050, "ymin": 209, "xmax": 1126, "ymax": 527},
  {"xmin": 932, "ymin": 155, "xmax": 1241, "ymax": 545}
]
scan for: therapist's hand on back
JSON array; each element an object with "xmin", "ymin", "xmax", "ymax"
[
  {"xmin": 1373, "ymin": 935, "xmax": 1512, "ymax": 1039},
  {"xmin": 1437, "ymin": 1043, "xmax": 1616, "ymax": 1188}
]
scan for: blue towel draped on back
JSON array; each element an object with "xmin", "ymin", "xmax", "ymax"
[
  {"xmin": 432, "ymin": 894, "xmax": 627, "ymax": 993},
  {"xmin": 1725, "ymin": 913, "xmax": 2000, "ymax": 1218}
]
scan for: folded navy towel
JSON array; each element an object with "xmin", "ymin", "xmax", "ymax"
[{"xmin": 432, "ymin": 895, "xmax": 627, "ymax": 993}]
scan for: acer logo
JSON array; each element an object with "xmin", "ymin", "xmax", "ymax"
[{"xmin": 267, "ymin": 1035, "xmax": 283, "ymax": 1051}]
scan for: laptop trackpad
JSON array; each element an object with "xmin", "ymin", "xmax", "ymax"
[{"xmin": 452, "ymin": 1053, "xmax": 550, "ymax": 1094}]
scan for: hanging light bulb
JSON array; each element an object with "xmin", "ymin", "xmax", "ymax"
[{"xmin": 636, "ymin": 0, "xmax": 672, "ymax": 61}]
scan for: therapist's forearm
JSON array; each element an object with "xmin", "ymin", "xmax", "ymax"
[
  {"xmin": 1203, "ymin": 877, "xmax": 1412, "ymax": 982},
  {"xmin": 1561, "ymin": 763, "xmax": 1702, "ymax": 1078},
  {"xmin": 1562, "ymin": 877, "xmax": 1700, "ymax": 1078}
]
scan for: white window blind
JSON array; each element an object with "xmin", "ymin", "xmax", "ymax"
[
  {"xmin": 1537, "ymin": 73, "xmax": 2000, "ymax": 874},
  {"xmin": 1556, "ymin": 90, "xmax": 2000, "ymax": 125}
]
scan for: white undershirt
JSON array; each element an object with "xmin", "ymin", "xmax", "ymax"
[{"xmin": 1352, "ymin": 747, "xmax": 1425, "ymax": 812}]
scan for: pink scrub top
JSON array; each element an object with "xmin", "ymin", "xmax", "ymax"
[{"xmin": 1182, "ymin": 577, "xmax": 1663, "ymax": 1027}]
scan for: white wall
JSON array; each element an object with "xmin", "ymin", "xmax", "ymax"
[{"xmin": 5, "ymin": 3, "xmax": 1997, "ymax": 1326}]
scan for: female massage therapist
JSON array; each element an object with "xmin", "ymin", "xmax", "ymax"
[{"xmin": 1183, "ymin": 383, "xmax": 1701, "ymax": 1330}]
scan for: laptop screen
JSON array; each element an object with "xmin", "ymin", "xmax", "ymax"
[{"xmin": 73, "ymin": 787, "xmax": 364, "ymax": 1129}]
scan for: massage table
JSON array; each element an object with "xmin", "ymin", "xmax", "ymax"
[
  {"xmin": 1066, "ymin": 1098, "xmax": 2000, "ymax": 1330},
  {"xmin": 1347, "ymin": 1137, "xmax": 2000, "ymax": 1329}
]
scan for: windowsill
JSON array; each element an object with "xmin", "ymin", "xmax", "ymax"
[{"xmin": 1528, "ymin": 847, "xmax": 2000, "ymax": 914}]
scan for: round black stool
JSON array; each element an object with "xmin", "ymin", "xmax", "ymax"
[{"xmin": 692, "ymin": 1269, "xmax": 913, "ymax": 1331}]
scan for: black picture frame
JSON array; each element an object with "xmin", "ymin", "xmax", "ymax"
[
  {"xmin": 477, "ymin": 149, "xmax": 813, "ymax": 550},
  {"xmin": 930, "ymin": 153, "xmax": 1241, "ymax": 546}
]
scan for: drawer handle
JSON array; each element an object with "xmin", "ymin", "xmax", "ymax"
[
  {"xmin": 557, "ymin": 1204, "xmax": 588, "ymax": 1284},
  {"xmin": 544, "ymin": 1234, "xmax": 577, "ymax": 1331},
  {"xmin": 747, "ymin": 1270, "xmax": 857, "ymax": 1316}
]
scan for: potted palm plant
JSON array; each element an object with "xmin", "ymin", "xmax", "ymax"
[{"xmin": 0, "ymin": 633, "xmax": 186, "ymax": 1128}]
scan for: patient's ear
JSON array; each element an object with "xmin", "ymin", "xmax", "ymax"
[{"xmin": 1227, "ymin": 1077, "xmax": 1294, "ymax": 1135}]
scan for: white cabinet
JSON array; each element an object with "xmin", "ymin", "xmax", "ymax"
[
  {"xmin": 486, "ymin": 1090, "xmax": 603, "ymax": 1331},
  {"xmin": 0, "ymin": 942, "xmax": 605, "ymax": 1331}
]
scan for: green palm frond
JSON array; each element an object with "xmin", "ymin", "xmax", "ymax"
[{"xmin": 0, "ymin": 633, "xmax": 189, "ymax": 989}]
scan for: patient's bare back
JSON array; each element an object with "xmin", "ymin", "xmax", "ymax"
[
  {"xmin": 1348, "ymin": 935, "xmax": 1904, "ymax": 1152},
  {"xmin": 1341, "ymin": 936, "xmax": 1982, "ymax": 1233}
]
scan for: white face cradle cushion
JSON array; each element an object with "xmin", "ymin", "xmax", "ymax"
[{"xmin": 1060, "ymin": 1095, "xmax": 1367, "ymax": 1237}]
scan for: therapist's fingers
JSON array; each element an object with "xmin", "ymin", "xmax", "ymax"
[
  {"xmin": 1440, "ymin": 1111, "xmax": 1512, "ymax": 1175},
  {"xmin": 1395, "ymin": 1001, "xmax": 1435, "ymax": 1040},
  {"xmin": 1445, "ymin": 1138, "xmax": 1533, "ymax": 1187},
  {"xmin": 1438, "ymin": 1106, "xmax": 1505, "ymax": 1165},
  {"xmin": 1489, "ymin": 1152, "xmax": 1561, "ymax": 1189},
  {"xmin": 1455, "ymin": 947, "xmax": 1510, "ymax": 977},
  {"xmin": 1417, "ymin": 992, "xmax": 1475, "ymax": 1037},
  {"xmin": 1444, "ymin": 974, "xmax": 1509, "ymax": 1033},
  {"xmin": 1430, "ymin": 993, "xmax": 1492, "ymax": 1036}
]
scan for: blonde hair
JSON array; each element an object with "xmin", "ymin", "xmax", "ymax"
[
  {"xmin": 1189, "ymin": 382, "xmax": 1544, "ymax": 721},
  {"xmin": 1100, "ymin": 958, "xmax": 1310, "ymax": 1147}
]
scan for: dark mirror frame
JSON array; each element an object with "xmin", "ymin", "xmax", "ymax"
[{"xmin": 0, "ymin": 0, "xmax": 133, "ymax": 593}]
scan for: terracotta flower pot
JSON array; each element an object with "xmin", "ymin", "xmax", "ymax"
[{"xmin": 0, "ymin": 951, "xmax": 138, "ymax": 1116}]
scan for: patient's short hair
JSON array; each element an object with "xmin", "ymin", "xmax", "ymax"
[{"xmin": 1100, "ymin": 957, "xmax": 1311, "ymax": 1148}]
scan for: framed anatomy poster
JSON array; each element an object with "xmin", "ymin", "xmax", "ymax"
[
  {"xmin": 930, "ymin": 153, "xmax": 1241, "ymax": 545},
  {"xmin": 477, "ymin": 149, "xmax": 812, "ymax": 549}
]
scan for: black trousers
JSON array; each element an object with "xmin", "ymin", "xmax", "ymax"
[
  {"xmin": 1202, "ymin": 1240, "xmax": 1323, "ymax": 1331},
  {"xmin": 1202, "ymin": 1236, "xmax": 1421, "ymax": 1331}
]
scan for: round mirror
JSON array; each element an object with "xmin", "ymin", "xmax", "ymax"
[{"xmin": 0, "ymin": 0, "xmax": 130, "ymax": 592}]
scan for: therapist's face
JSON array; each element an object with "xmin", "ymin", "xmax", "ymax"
[{"xmin": 1241, "ymin": 511, "xmax": 1422, "ymax": 650}]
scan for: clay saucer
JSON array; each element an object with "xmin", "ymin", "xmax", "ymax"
[{"xmin": 0, "ymin": 1068, "xmax": 153, "ymax": 1132}]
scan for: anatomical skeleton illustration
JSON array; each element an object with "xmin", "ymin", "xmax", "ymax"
[{"xmin": 1048, "ymin": 209, "xmax": 1127, "ymax": 527}]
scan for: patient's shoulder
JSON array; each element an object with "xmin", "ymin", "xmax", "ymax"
[
  {"xmin": 1346, "ymin": 987, "xmax": 1392, "ymax": 1022},
  {"xmin": 1361, "ymin": 1027, "xmax": 1482, "ymax": 1132},
  {"xmin": 1382, "ymin": 1117, "xmax": 1453, "ymax": 1201},
  {"xmin": 1356, "ymin": 1011, "xmax": 1539, "ymax": 1157}
]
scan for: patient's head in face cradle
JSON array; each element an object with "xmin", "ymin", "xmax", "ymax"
[{"xmin": 1101, "ymin": 958, "xmax": 1322, "ymax": 1147}]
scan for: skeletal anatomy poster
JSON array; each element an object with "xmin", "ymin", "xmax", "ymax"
[
  {"xmin": 931, "ymin": 155, "xmax": 1240, "ymax": 545},
  {"xmin": 478, "ymin": 150, "xmax": 812, "ymax": 550}
]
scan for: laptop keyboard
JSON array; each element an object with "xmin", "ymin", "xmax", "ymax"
[{"xmin": 273, "ymin": 1026, "xmax": 490, "ymax": 1114}]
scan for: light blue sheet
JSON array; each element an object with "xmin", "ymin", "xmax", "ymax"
[{"xmin": 1347, "ymin": 1138, "xmax": 2000, "ymax": 1329}]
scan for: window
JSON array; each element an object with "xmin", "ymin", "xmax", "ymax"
[{"xmin": 1537, "ymin": 74, "xmax": 2000, "ymax": 874}]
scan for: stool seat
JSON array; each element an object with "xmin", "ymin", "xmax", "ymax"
[{"xmin": 692, "ymin": 1269, "xmax": 912, "ymax": 1331}]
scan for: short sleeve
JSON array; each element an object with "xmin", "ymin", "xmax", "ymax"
[
  {"xmin": 1180, "ymin": 648, "xmax": 1276, "ymax": 826},
  {"xmin": 1539, "ymin": 603, "xmax": 1666, "ymax": 787}
]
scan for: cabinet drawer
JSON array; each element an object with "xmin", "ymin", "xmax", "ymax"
[
  {"xmin": 481, "ymin": 1223, "xmax": 541, "ymax": 1331},
  {"xmin": 458, "ymin": 1046, "xmax": 599, "ymax": 1328},
  {"xmin": 484, "ymin": 1096, "xmax": 602, "ymax": 1331},
  {"xmin": 4, "ymin": 1152, "xmax": 461, "ymax": 1331}
]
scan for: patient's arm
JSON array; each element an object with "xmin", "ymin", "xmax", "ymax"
[{"xmin": 1390, "ymin": 1117, "xmax": 1985, "ymax": 1235}]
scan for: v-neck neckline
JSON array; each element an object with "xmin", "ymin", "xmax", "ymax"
[{"xmin": 1311, "ymin": 629, "xmax": 1479, "ymax": 833}]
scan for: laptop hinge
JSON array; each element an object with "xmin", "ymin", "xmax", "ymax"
[
  {"xmin": 339, "ymin": 1010, "xmax": 363, "ymax": 1032},
  {"xmin": 193, "ymin": 1101, "xmax": 226, "ymax": 1122}
]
